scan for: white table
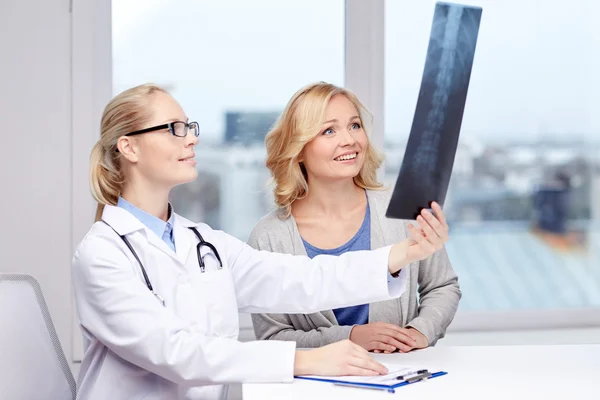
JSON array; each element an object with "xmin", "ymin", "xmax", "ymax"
[{"xmin": 243, "ymin": 345, "xmax": 600, "ymax": 399}]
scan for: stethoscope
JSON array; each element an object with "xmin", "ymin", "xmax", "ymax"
[{"xmin": 103, "ymin": 222, "xmax": 222, "ymax": 307}]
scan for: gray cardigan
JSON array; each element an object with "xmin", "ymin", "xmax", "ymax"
[{"xmin": 248, "ymin": 189, "xmax": 461, "ymax": 347}]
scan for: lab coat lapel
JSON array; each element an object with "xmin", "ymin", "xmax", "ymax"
[
  {"xmin": 145, "ymin": 232, "xmax": 181, "ymax": 264},
  {"xmin": 102, "ymin": 204, "xmax": 178, "ymax": 267},
  {"xmin": 173, "ymin": 214, "xmax": 201, "ymax": 266},
  {"xmin": 101, "ymin": 205, "xmax": 145, "ymax": 235},
  {"xmin": 103, "ymin": 204, "xmax": 183, "ymax": 265},
  {"xmin": 173, "ymin": 224, "xmax": 193, "ymax": 266}
]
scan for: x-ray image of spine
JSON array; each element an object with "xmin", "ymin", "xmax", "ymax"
[
  {"xmin": 387, "ymin": 2, "xmax": 481, "ymax": 220},
  {"xmin": 410, "ymin": 6, "xmax": 463, "ymax": 184}
]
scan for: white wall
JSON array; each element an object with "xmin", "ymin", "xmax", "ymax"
[
  {"xmin": 0, "ymin": 0, "xmax": 73, "ymax": 365},
  {"xmin": 0, "ymin": 0, "xmax": 109, "ymax": 370},
  {"xmin": 70, "ymin": 0, "xmax": 113, "ymax": 363}
]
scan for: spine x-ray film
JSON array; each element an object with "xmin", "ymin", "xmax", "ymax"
[{"xmin": 386, "ymin": 2, "xmax": 482, "ymax": 220}]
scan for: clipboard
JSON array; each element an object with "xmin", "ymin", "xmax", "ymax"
[{"xmin": 295, "ymin": 371, "xmax": 448, "ymax": 393}]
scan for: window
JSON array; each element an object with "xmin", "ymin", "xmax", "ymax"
[
  {"xmin": 112, "ymin": 0, "xmax": 345, "ymax": 240},
  {"xmin": 110, "ymin": 0, "xmax": 600, "ymax": 331},
  {"xmin": 385, "ymin": 0, "xmax": 600, "ymax": 318}
]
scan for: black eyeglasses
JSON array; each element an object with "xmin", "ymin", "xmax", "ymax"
[{"xmin": 126, "ymin": 121, "xmax": 200, "ymax": 138}]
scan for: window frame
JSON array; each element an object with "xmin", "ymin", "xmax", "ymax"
[
  {"xmin": 347, "ymin": 0, "xmax": 600, "ymax": 331},
  {"xmin": 72, "ymin": 3, "xmax": 600, "ymax": 364}
]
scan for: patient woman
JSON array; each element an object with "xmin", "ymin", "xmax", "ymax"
[{"xmin": 249, "ymin": 82, "xmax": 461, "ymax": 353}]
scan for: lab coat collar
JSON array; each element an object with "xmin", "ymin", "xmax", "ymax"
[
  {"xmin": 172, "ymin": 214, "xmax": 198, "ymax": 265},
  {"xmin": 101, "ymin": 204, "xmax": 204, "ymax": 266},
  {"xmin": 101, "ymin": 204, "xmax": 201, "ymax": 235},
  {"xmin": 174, "ymin": 214, "xmax": 199, "ymax": 228},
  {"xmin": 101, "ymin": 205, "xmax": 175, "ymax": 258},
  {"xmin": 101, "ymin": 204, "xmax": 147, "ymax": 236}
]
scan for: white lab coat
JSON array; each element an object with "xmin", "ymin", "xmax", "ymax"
[{"xmin": 72, "ymin": 205, "xmax": 408, "ymax": 400}]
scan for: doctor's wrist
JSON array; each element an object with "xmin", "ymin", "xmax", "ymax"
[
  {"xmin": 293, "ymin": 350, "xmax": 313, "ymax": 376},
  {"xmin": 388, "ymin": 242, "xmax": 411, "ymax": 277}
]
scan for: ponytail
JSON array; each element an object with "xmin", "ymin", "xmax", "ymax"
[
  {"xmin": 90, "ymin": 141, "xmax": 122, "ymax": 221},
  {"xmin": 89, "ymin": 83, "xmax": 167, "ymax": 222}
]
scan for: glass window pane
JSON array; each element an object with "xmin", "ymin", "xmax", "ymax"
[
  {"xmin": 112, "ymin": 0, "xmax": 345, "ymax": 240},
  {"xmin": 385, "ymin": 0, "xmax": 600, "ymax": 314}
]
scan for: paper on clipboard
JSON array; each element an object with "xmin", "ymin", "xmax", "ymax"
[{"xmin": 296, "ymin": 363, "xmax": 414, "ymax": 384}]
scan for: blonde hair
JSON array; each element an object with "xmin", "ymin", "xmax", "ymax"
[
  {"xmin": 265, "ymin": 82, "xmax": 384, "ymax": 218},
  {"xmin": 90, "ymin": 83, "xmax": 167, "ymax": 221}
]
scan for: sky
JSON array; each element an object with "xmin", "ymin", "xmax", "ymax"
[{"xmin": 112, "ymin": 0, "xmax": 600, "ymax": 144}]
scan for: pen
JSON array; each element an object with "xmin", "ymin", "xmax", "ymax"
[
  {"xmin": 396, "ymin": 369, "xmax": 428, "ymax": 381},
  {"xmin": 406, "ymin": 372, "xmax": 433, "ymax": 383}
]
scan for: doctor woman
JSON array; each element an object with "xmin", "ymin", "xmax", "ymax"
[{"xmin": 72, "ymin": 83, "xmax": 450, "ymax": 400}]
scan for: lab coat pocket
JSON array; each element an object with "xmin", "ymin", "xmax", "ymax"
[
  {"xmin": 174, "ymin": 274, "xmax": 209, "ymax": 334},
  {"xmin": 194, "ymin": 267, "xmax": 239, "ymax": 339}
]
